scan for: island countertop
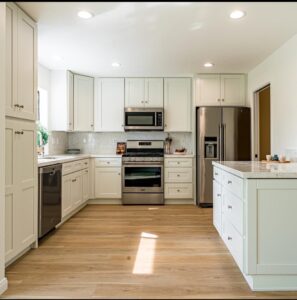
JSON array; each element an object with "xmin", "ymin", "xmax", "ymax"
[{"xmin": 212, "ymin": 161, "xmax": 297, "ymax": 179}]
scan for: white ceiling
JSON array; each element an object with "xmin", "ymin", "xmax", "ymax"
[{"xmin": 18, "ymin": 2, "xmax": 297, "ymax": 77}]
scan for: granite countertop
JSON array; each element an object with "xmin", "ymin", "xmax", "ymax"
[
  {"xmin": 213, "ymin": 161, "xmax": 297, "ymax": 179},
  {"xmin": 38, "ymin": 154, "xmax": 122, "ymax": 167},
  {"xmin": 165, "ymin": 154, "xmax": 195, "ymax": 158}
]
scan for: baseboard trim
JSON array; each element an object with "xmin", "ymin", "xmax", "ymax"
[
  {"xmin": 0, "ymin": 277, "xmax": 8, "ymax": 295},
  {"xmin": 165, "ymin": 199, "xmax": 195, "ymax": 205},
  {"xmin": 88, "ymin": 199, "xmax": 122, "ymax": 205}
]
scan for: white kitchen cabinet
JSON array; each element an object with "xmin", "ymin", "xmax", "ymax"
[
  {"xmin": 50, "ymin": 70, "xmax": 74, "ymax": 131},
  {"xmin": 94, "ymin": 158, "xmax": 122, "ymax": 199},
  {"xmin": 164, "ymin": 78, "xmax": 191, "ymax": 132},
  {"xmin": 195, "ymin": 74, "xmax": 245, "ymax": 107},
  {"xmin": 82, "ymin": 168, "xmax": 89, "ymax": 202},
  {"xmin": 5, "ymin": 2, "xmax": 37, "ymax": 121},
  {"xmin": 145, "ymin": 78, "xmax": 163, "ymax": 107},
  {"xmin": 95, "ymin": 168, "xmax": 122, "ymax": 198},
  {"xmin": 5, "ymin": 118, "xmax": 37, "ymax": 263},
  {"xmin": 220, "ymin": 74, "xmax": 245, "ymax": 106},
  {"xmin": 74, "ymin": 74, "xmax": 94, "ymax": 131},
  {"xmin": 62, "ymin": 174, "xmax": 72, "ymax": 218},
  {"xmin": 94, "ymin": 78, "xmax": 124, "ymax": 132},
  {"xmin": 61, "ymin": 159, "xmax": 89, "ymax": 219},
  {"xmin": 125, "ymin": 78, "xmax": 163, "ymax": 108},
  {"xmin": 164, "ymin": 157, "xmax": 193, "ymax": 200}
]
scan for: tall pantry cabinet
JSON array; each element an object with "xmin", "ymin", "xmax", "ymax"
[{"xmin": 5, "ymin": 2, "xmax": 38, "ymax": 264}]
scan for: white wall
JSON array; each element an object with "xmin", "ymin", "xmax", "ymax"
[
  {"xmin": 248, "ymin": 33, "xmax": 297, "ymax": 157},
  {"xmin": 38, "ymin": 64, "xmax": 51, "ymax": 91},
  {"xmin": 0, "ymin": 2, "xmax": 8, "ymax": 295}
]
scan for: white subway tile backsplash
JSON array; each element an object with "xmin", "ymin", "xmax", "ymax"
[{"xmin": 67, "ymin": 132, "xmax": 193, "ymax": 155}]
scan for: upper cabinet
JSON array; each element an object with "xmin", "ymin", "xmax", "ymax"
[
  {"xmin": 164, "ymin": 78, "xmax": 192, "ymax": 132},
  {"xmin": 94, "ymin": 78, "xmax": 125, "ymax": 132},
  {"xmin": 73, "ymin": 74, "xmax": 94, "ymax": 132},
  {"xmin": 125, "ymin": 78, "xmax": 163, "ymax": 108},
  {"xmin": 50, "ymin": 70, "xmax": 74, "ymax": 131},
  {"xmin": 6, "ymin": 2, "xmax": 37, "ymax": 121},
  {"xmin": 195, "ymin": 74, "xmax": 246, "ymax": 107}
]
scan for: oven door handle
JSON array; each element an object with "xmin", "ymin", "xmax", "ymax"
[{"xmin": 123, "ymin": 163, "xmax": 163, "ymax": 167}]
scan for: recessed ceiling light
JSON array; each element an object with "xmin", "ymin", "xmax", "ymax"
[
  {"xmin": 111, "ymin": 62, "xmax": 121, "ymax": 68},
  {"xmin": 77, "ymin": 10, "xmax": 93, "ymax": 19},
  {"xmin": 204, "ymin": 62, "xmax": 214, "ymax": 68},
  {"xmin": 230, "ymin": 10, "xmax": 246, "ymax": 19}
]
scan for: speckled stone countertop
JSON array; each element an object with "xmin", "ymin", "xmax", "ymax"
[
  {"xmin": 38, "ymin": 154, "xmax": 122, "ymax": 167},
  {"xmin": 213, "ymin": 161, "xmax": 297, "ymax": 179}
]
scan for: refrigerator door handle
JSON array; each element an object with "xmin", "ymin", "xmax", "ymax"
[
  {"xmin": 220, "ymin": 124, "xmax": 225, "ymax": 161},
  {"xmin": 219, "ymin": 124, "xmax": 222, "ymax": 161}
]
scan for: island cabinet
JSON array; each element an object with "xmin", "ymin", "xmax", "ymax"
[{"xmin": 213, "ymin": 161, "xmax": 297, "ymax": 291}]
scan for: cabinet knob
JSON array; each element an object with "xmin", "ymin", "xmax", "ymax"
[
  {"xmin": 107, "ymin": 161, "xmax": 110, "ymax": 164},
  {"xmin": 222, "ymin": 98, "xmax": 224, "ymax": 102},
  {"xmin": 91, "ymin": 124, "xmax": 94, "ymax": 127},
  {"xmin": 72, "ymin": 179, "xmax": 77, "ymax": 182},
  {"xmin": 145, "ymin": 101, "xmax": 148, "ymax": 103},
  {"xmin": 177, "ymin": 189, "xmax": 180, "ymax": 192},
  {"xmin": 141, "ymin": 101, "xmax": 144, "ymax": 103},
  {"xmin": 19, "ymin": 105, "xmax": 24, "ymax": 109},
  {"xmin": 14, "ymin": 104, "xmax": 20, "ymax": 108},
  {"xmin": 177, "ymin": 174, "xmax": 180, "ymax": 177},
  {"xmin": 215, "ymin": 172, "xmax": 218, "ymax": 176},
  {"xmin": 118, "ymin": 173, "xmax": 121, "ymax": 176},
  {"xmin": 227, "ymin": 180, "xmax": 232, "ymax": 184},
  {"xmin": 217, "ymin": 194, "xmax": 221, "ymax": 197},
  {"xmin": 228, "ymin": 205, "xmax": 232, "ymax": 210},
  {"xmin": 217, "ymin": 99, "xmax": 220, "ymax": 102},
  {"xmin": 227, "ymin": 236, "xmax": 232, "ymax": 241}
]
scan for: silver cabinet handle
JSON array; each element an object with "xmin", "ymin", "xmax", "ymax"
[
  {"xmin": 91, "ymin": 124, "xmax": 94, "ymax": 127},
  {"xmin": 228, "ymin": 236, "xmax": 232, "ymax": 241},
  {"xmin": 215, "ymin": 172, "xmax": 218, "ymax": 176},
  {"xmin": 177, "ymin": 189, "xmax": 180, "ymax": 192},
  {"xmin": 222, "ymin": 99, "xmax": 224, "ymax": 102},
  {"xmin": 228, "ymin": 180, "xmax": 232, "ymax": 184},
  {"xmin": 177, "ymin": 174, "xmax": 180, "ymax": 177},
  {"xmin": 84, "ymin": 162, "xmax": 88, "ymax": 165},
  {"xmin": 177, "ymin": 162, "xmax": 180, "ymax": 165},
  {"xmin": 217, "ymin": 194, "xmax": 221, "ymax": 197},
  {"xmin": 107, "ymin": 161, "xmax": 110, "ymax": 164},
  {"xmin": 72, "ymin": 179, "xmax": 77, "ymax": 182},
  {"xmin": 228, "ymin": 205, "xmax": 232, "ymax": 209},
  {"xmin": 14, "ymin": 104, "xmax": 20, "ymax": 108},
  {"xmin": 19, "ymin": 105, "xmax": 24, "ymax": 109},
  {"xmin": 217, "ymin": 99, "xmax": 220, "ymax": 102},
  {"xmin": 15, "ymin": 131, "xmax": 24, "ymax": 135},
  {"xmin": 118, "ymin": 173, "xmax": 121, "ymax": 176}
]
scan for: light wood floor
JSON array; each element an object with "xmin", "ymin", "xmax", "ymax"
[{"xmin": 2, "ymin": 205, "xmax": 297, "ymax": 299}]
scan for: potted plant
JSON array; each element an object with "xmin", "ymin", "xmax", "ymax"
[{"xmin": 37, "ymin": 122, "xmax": 49, "ymax": 156}]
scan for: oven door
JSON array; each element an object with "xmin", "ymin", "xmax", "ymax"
[{"xmin": 123, "ymin": 163, "xmax": 163, "ymax": 193}]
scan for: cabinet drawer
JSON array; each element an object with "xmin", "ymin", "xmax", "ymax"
[
  {"xmin": 213, "ymin": 166, "xmax": 221, "ymax": 183},
  {"xmin": 62, "ymin": 161, "xmax": 74, "ymax": 175},
  {"xmin": 222, "ymin": 216, "xmax": 243, "ymax": 271},
  {"xmin": 165, "ymin": 183, "xmax": 193, "ymax": 199},
  {"xmin": 222, "ymin": 188, "xmax": 243, "ymax": 235},
  {"xmin": 165, "ymin": 158, "xmax": 192, "ymax": 168},
  {"xmin": 165, "ymin": 168, "xmax": 192, "ymax": 183},
  {"xmin": 95, "ymin": 158, "xmax": 121, "ymax": 167},
  {"xmin": 80, "ymin": 159, "xmax": 89, "ymax": 169},
  {"xmin": 221, "ymin": 171, "xmax": 243, "ymax": 199}
]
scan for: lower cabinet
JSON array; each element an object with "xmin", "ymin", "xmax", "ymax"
[
  {"xmin": 61, "ymin": 160, "xmax": 89, "ymax": 219},
  {"xmin": 164, "ymin": 157, "xmax": 193, "ymax": 200},
  {"xmin": 94, "ymin": 158, "xmax": 122, "ymax": 199},
  {"xmin": 213, "ymin": 179, "xmax": 222, "ymax": 234},
  {"xmin": 5, "ymin": 117, "xmax": 37, "ymax": 263}
]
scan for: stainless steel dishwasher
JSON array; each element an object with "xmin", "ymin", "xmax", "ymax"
[{"xmin": 38, "ymin": 164, "xmax": 62, "ymax": 238}]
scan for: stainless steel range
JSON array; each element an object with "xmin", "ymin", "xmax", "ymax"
[{"xmin": 122, "ymin": 140, "xmax": 164, "ymax": 205}]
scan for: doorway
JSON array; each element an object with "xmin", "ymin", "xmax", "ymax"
[{"xmin": 253, "ymin": 84, "xmax": 271, "ymax": 161}]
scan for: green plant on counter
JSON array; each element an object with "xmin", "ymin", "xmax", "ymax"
[{"xmin": 37, "ymin": 122, "xmax": 49, "ymax": 147}]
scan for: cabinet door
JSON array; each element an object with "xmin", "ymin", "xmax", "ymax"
[
  {"xmin": 195, "ymin": 75, "xmax": 221, "ymax": 106},
  {"xmin": 17, "ymin": 9, "xmax": 37, "ymax": 120},
  {"xmin": 145, "ymin": 78, "xmax": 163, "ymax": 107},
  {"xmin": 74, "ymin": 74, "xmax": 94, "ymax": 131},
  {"xmin": 95, "ymin": 167, "xmax": 121, "ymax": 198},
  {"xmin": 94, "ymin": 78, "xmax": 124, "ymax": 131},
  {"xmin": 62, "ymin": 174, "xmax": 73, "ymax": 218},
  {"xmin": 5, "ymin": 119, "xmax": 17, "ymax": 261},
  {"xmin": 67, "ymin": 71, "xmax": 74, "ymax": 131},
  {"xmin": 71, "ymin": 172, "xmax": 83, "ymax": 209},
  {"xmin": 5, "ymin": 3, "xmax": 18, "ymax": 117},
  {"xmin": 14, "ymin": 120, "xmax": 37, "ymax": 251},
  {"xmin": 220, "ymin": 75, "xmax": 245, "ymax": 106},
  {"xmin": 82, "ymin": 169, "xmax": 89, "ymax": 202},
  {"xmin": 213, "ymin": 180, "xmax": 222, "ymax": 235},
  {"xmin": 164, "ymin": 78, "xmax": 191, "ymax": 132},
  {"xmin": 125, "ymin": 78, "xmax": 145, "ymax": 107}
]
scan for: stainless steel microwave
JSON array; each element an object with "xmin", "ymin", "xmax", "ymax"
[{"xmin": 124, "ymin": 108, "xmax": 164, "ymax": 131}]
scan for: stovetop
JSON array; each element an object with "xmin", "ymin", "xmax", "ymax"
[{"xmin": 122, "ymin": 152, "xmax": 164, "ymax": 158}]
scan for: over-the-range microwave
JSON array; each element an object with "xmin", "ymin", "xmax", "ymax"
[{"xmin": 124, "ymin": 108, "xmax": 164, "ymax": 131}]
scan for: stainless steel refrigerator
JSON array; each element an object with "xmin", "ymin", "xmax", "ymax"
[{"xmin": 196, "ymin": 107, "xmax": 251, "ymax": 207}]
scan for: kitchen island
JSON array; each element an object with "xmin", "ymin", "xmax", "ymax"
[{"xmin": 213, "ymin": 161, "xmax": 297, "ymax": 291}]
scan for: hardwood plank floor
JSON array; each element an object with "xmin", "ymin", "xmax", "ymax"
[{"xmin": 2, "ymin": 205, "xmax": 297, "ymax": 299}]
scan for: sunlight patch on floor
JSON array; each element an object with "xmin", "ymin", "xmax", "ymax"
[{"xmin": 132, "ymin": 232, "xmax": 158, "ymax": 275}]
